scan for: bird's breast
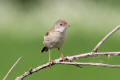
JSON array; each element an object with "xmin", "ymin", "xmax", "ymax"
[
  {"xmin": 44, "ymin": 31, "xmax": 66, "ymax": 48},
  {"xmin": 51, "ymin": 32, "xmax": 65, "ymax": 43}
]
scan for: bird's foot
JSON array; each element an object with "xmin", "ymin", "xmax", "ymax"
[
  {"xmin": 49, "ymin": 59, "xmax": 52, "ymax": 65},
  {"xmin": 61, "ymin": 54, "xmax": 65, "ymax": 61}
]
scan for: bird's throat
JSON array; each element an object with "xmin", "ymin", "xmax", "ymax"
[{"xmin": 55, "ymin": 27, "xmax": 66, "ymax": 32}]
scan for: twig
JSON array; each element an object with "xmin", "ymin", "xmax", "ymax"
[
  {"xmin": 56, "ymin": 62, "xmax": 120, "ymax": 68},
  {"xmin": 3, "ymin": 57, "xmax": 22, "ymax": 80},
  {"xmin": 92, "ymin": 25, "xmax": 120, "ymax": 52},
  {"xmin": 15, "ymin": 52, "xmax": 120, "ymax": 80}
]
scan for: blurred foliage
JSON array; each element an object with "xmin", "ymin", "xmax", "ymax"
[{"xmin": 0, "ymin": 0, "xmax": 120, "ymax": 80}]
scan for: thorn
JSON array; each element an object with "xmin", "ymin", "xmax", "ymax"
[{"xmin": 29, "ymin": 68, "xmax": 33, "ymax": 74}]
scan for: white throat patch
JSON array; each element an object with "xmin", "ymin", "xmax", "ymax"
[{"xmin": 55, "ymin": 27, "xmax": 65, "ymax": 32}]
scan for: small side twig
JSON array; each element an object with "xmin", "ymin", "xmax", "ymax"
[
  {"xmin": 92, "ymin": 25, "xmax": 120, "ymax": 52},
  {"xmin": 3, "ymin": 57, "xmax": 22, "ymax": 80}
]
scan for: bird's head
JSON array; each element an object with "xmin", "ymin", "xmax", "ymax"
[{"xmin": 54, "ymin": 19, "xmax": 70, "ymax": 32}]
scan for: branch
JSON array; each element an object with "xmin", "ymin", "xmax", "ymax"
[
  {"xmin": 15, "ymin": 52, "xmax": 120, "ymax": 80},
  {"xmin": 92, "ymin": 25, "xmax": 120, "ymax": 52},
  {"xmin": 3, "ymin": 57, "xmax": 22, "ymax": 80},
  {"xmin": 56, "ymin": 62, "xmax": 120, "ymax": 68}
]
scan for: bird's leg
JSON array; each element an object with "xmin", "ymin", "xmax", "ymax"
[
  {"xmin": 58, "ymin": 48, "xmax": 65, "ymax": 61},
  {"xmin": 49, "ymin": 48, "xmax": 52, "ymax": 64}
]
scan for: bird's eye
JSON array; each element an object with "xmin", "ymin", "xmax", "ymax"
[{"xmin": 60, "ymin": 24, "xmax": 63, "ymax": 26}]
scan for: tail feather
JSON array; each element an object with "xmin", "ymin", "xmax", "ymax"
[{"xmin": 41, "ymin": 47, "xmax": 48, "ymax": 53}]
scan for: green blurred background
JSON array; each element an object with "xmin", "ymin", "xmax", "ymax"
[{"xmin": 1, "ymin": 0, "xmax": 120, "ymax": 80}]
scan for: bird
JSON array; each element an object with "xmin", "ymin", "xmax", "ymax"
[{"xmin": 41, "ymin": 19, "xmax": 70, "ymax": 64}]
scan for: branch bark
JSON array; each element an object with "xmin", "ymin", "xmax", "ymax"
[
  {"xmin": 15, "ymin": 52, "xmax": 120, "ymax": 80},
  {"xmin": 57, "ymin": 62, "xmax": 120, "ymax": 68},
  {"xmin": 3, "ymin": 57, "xmax": 22, "ymax": 80},
  {"xmin": 92, "ymin": 25, "xmax": 120, "ymax": 52}
]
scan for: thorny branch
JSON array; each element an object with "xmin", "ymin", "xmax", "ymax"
[{"xmin": 15, "ymin": 52, "xmax": 120, "ymax": 80}]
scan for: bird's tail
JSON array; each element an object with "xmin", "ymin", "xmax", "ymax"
[{"xmin": 41, "ymin": 47, "xmax": 48, "ymax": 53}]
